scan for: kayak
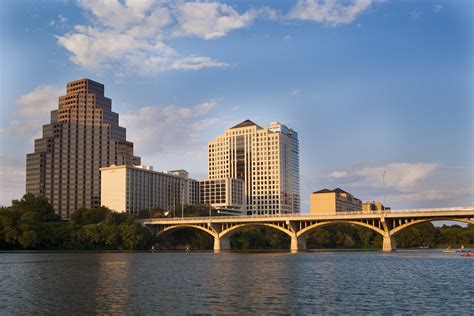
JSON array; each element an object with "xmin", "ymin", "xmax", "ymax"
[
  {"xmin": 443, "ymin": 249, "xmax": 456, "ymax": 253},
  {"xmin": 461, "ymin": 253, "xmax": 474, "ymax": 257}
]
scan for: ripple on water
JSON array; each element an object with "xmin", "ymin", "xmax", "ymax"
[{"xmin": 0, "ymin": 251, "xmax": 473, "ymax": 314}]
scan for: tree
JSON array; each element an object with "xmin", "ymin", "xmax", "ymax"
[
  {"xmin": 71, "ymin": 207, "xmax": 108, "ymax": 226},
  {"xmin": 11, "ymin": 193, "xmax": 55, "ymax": 222}
]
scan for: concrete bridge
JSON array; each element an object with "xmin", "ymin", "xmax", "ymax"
[{"xmin": 139, "ymin": 208, "xmax": 474, "ymax": 252}]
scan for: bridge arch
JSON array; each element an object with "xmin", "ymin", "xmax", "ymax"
[
  {"xmin": 156, "ymin": 224, "xmax": 217, "ymax": 238},
  {"xmin": 296, "ymin": 220, "xmax": 385, "ymax": 239},
  {"xmin": 219, "ymin": 223, "xmax": 293, "ymax": 239},
  {"xmin": 390, "ymin": 218, "xmax": 474, "ymax": 237}
]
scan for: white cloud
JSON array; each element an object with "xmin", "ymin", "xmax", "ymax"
[
  {"xmin": 56, "ymin": 1, "xmax": 385, "ymax": 74},
  {"xmin": 59, "ymin": 14, "xmax": 68, "ymax": 23},
  {"xmin": 396, "ymin": 189, "xmax": 467, "ymax": 202},
  {"xmin": 321, "ymin": 162, "xmax": 474, "ymax": 208},
  {"xmin": 16, "ymin": 85, "xmax": 63, "ymax": 118},
  {"xmin": 173, "ymin": 2, "xmax": 257, "ymax": 40},
  {"xmin": 433, "ymin": 4, "xmax": 443, "ymax": 13},
  {"xmin": 409, "ymin": 10, "xmax": 423, "ymax": 19},
  {"xmin": 57, "ymin": 0, "xmax": 269, "ymax": 75},
  {"xmin": 0, "ymin": 85, "xmax": 62, "ymax": 139},
  {"xmin": 288, "ymin": 0, "xmax": 376, "ymax": 25},
  {"xmin": 120, "ymin": 100, "xmax": 220, "ymax": 155},
  {"xmin": 353, "ymin": 162, "xmax": 439, "ymax": 192},
  {"xmin": 329, "ymin": 170, "xmax": 347, "ymax": 178}
]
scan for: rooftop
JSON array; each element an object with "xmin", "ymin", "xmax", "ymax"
[{"xmin": 230, "ymin": 119, "xmax": 262, "ymax": 129}]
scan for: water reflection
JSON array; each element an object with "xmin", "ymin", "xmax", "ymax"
[{"xmin": 0, "ymin": 251, "xmax": 473, "ymax": 314}]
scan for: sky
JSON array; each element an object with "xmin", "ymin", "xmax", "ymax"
[{"xmin": 0, "ymin": 0, "xmax": 472, "ymax": 212}]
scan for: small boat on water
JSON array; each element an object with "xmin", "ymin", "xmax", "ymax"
[
  {"xmin": 443, "ymin": 247, "xmax": 456, "ymax": 253},
  {"xmin": 461, "ymin": 251, "xmax": 473, "ymax": 257}
]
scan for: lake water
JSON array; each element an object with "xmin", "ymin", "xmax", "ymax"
[{"xmin": 0, "ymin": 250, "xmax": 473, "ymax": 314}]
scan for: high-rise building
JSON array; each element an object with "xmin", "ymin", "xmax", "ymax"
[
  {"xmin": 310, "ymin": 188, "xmax": 362, "ymax": 215},
  {"xmin": 208, "ymin": 120, "xmax": 300, "ymax": 215},
  {"xmin": 26, "ymin": 78, "xmax": 140, "ymax": 218},
  {"xmin": 199, "ymin": 178, "xmax": 244, "ymax": 214},
  {"xmin": 100, "ymin": 165, "xmax": 199, "ymax": 215}
]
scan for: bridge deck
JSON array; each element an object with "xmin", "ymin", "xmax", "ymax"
[{"xmin": 140, "ymin": 208, "xmax": 474, "ymax": 225}]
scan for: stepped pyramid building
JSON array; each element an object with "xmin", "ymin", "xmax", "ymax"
[{"xmin": 26, "ymin": 78, "xmax": 140, "ymax": 218}]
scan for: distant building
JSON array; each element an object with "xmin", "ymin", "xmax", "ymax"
[
  {"xmin": 362, "ymin": 200, "xmax": 390, "ymax": 213},
  {"xmin": 26, "ymin": 78, "xmax": 140, "ymax": 219},
  {"xmin": 100, "ymin": 165, "xmax": 199, "ymax": 215},
  {"xmin": 310, "ymin": 188, "xmax": 362, "ymax": 215},
  {"xmin": 199, "ymin": 178, "xmax": 244, "ymax": 214},
  {"xmin": 208, "ymin": 120, "xmax": 300, "ymax": 215}
]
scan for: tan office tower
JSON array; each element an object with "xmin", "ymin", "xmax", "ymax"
[
  {"xmin": 208, "ymin": 120, "xmax": 300, "ymax": 215},
  {"xmin": 26, "ymin": 78, "xmax": 140, "ymax": 219}
]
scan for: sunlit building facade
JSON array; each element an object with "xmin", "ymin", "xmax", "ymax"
[
  {"xmin": 310, "ymin": 188, "xmax": 362, "ymax": 215},
  {"xmin": 208, "ymin": 120, "xmax": 300, "ymax": 215},
  {"xmin": 100, "ymin": 165, "xmax": 199, "ymax": 215},
  {"xmin": 26, "ymin": 78, "xmax": 140, "ymax": 218}
]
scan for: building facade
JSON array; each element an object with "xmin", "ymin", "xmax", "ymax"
[
  {"xmin": 26, "ymin": 78, "xmax": 140, "ymax": 218},
  {"xmin": 310, "ymin": 188, "xmax": 362, "ymax": 215},
  {"xmin": 362, "ymin": 200, "xmax": 390, "ymax": 213},
  {"xmin": 100, "ymin": 165, "xmax": 199, "ymax": 215},
  {"xmin": 208, "ymin": 120, "xmax": 300, "ymax": 215},
  {"xmin": 199, "ymin": 178, "xmax": 244, "ymax": 214}
]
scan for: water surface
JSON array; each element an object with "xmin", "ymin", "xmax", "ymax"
[{"xmin": 1, "ymin": 251, "xmax": 473, "ymax": 314}]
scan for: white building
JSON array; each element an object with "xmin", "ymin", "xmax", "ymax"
[
  {"xmin": 208, "ymin": 120, "xmax": 300, "ymax": 215},
  {"xmin": 100, "ymin": 165, "xmax": 199, "ymax": 215}
]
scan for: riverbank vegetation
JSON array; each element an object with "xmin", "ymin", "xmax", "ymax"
[
  {"xmin": 0, "ymin": 194, "xmax": 151, "ymax": 250},
  {"xmin": 1, "ymin": 194, "xmax": 473, "ymax": 250}
]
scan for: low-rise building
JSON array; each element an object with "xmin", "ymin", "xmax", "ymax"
[
  {"xmin": 100, "ymin": 165, "xmax": 199, "ymax": 215},
  {"xmin": 362, "ymin": 200, "xmax": 390, "ymax": 213},
  {"xmin": 199, "ymin": 178, "xmax": 244, "ymax": 215},
  {"xmin": 310, "ymin": 188, "xmax": 362, "ymax": 215}
]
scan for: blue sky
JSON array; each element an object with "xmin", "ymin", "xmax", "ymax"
[{"xmin": 0, "ymin": 0, "xmax": 472, "ymax": 211}]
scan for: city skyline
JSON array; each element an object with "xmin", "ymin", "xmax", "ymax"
[{"xmin": 1, "ymin": 0, "xmax": 473, "ymax": 210}]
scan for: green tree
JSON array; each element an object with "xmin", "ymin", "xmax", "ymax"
[{"xmin": 71, "ymin": 207, "xmax": 108, "ymax": 226}]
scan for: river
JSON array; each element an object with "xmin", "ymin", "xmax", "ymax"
[{"xmin": 0, "ymin": 250, "xmax": 473, "ymax": 314}]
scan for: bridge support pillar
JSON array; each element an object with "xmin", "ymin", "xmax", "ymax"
[
  {"xmin": 144, "ymin": 225, "xmax": 157, "ymax": 235},
  {"xmin": 382, "ymin": 233, "xmax": 397, "ymax": 252},
  {"xmin": 290, "ymin": 235, "xmax": 306, "ymax": 253},
  {"xmin": 213, "ymin": 236, "xmax": 230, "ymax": 252}
]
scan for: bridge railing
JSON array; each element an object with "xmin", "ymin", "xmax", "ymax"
[{"xmin": 141, "ymin": 207, "xmax": 474, "ymax": 222}]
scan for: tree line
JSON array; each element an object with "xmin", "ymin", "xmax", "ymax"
[
  {"xmin": 0, "ymin": 194, "xmax": 152, "ymax": 250},
  {"xmin": 1, "ymin": 194, "xmax": 473, "ymax": 250}
]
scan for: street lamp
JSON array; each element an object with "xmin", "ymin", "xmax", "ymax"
[
  {"xmin": 181, "ymin": 183, "xmax": 184, "ymax": 219},
  {"xmin": 383, "ymin": 170, "xmax": 386, "ymax": 207}
]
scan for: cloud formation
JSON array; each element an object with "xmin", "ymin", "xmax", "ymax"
[
  {"xmin": 432, "ymin": 4, "xmax": 443, "ymax": 13},
  {"xmin": 288, "ymin": 0, "xmax": 376, "ymax": 25},
  {"xmin": 56, "ymin": 1, "xmax": 234, "ymax": 74},
  {"xmin": 322, "ymin": 162, "xmax": 474, "ymax": 207},
  {"xmin": 326, "ymin": 162, "xmax": 440, "ymax": 193},
  {"xmin": 1, "ymin": 85, "xmax": 62, "ymax": 138},
  {"xmin": 173, "ymin": 2, "xmax": 256, "ymax": 40},
  {"xmin": 56, "ymin": 0, "xmax": 382, "ymax": 75},
  {"xmin": 120, "ymin": 100, "xmax": 220, "ymax": 155}
]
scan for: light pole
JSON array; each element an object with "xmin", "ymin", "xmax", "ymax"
[
  {"xmin": 383, "ymin": 170, "xmax": 386, "ymax": 207},
  {"xmin": 181, "ymin": 183, "xmax": 184, "ymax": 219}
]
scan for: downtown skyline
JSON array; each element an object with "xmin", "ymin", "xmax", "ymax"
[{"xmin": 0, "ymin": 0, "xmax": 472, "ymax": 211}]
